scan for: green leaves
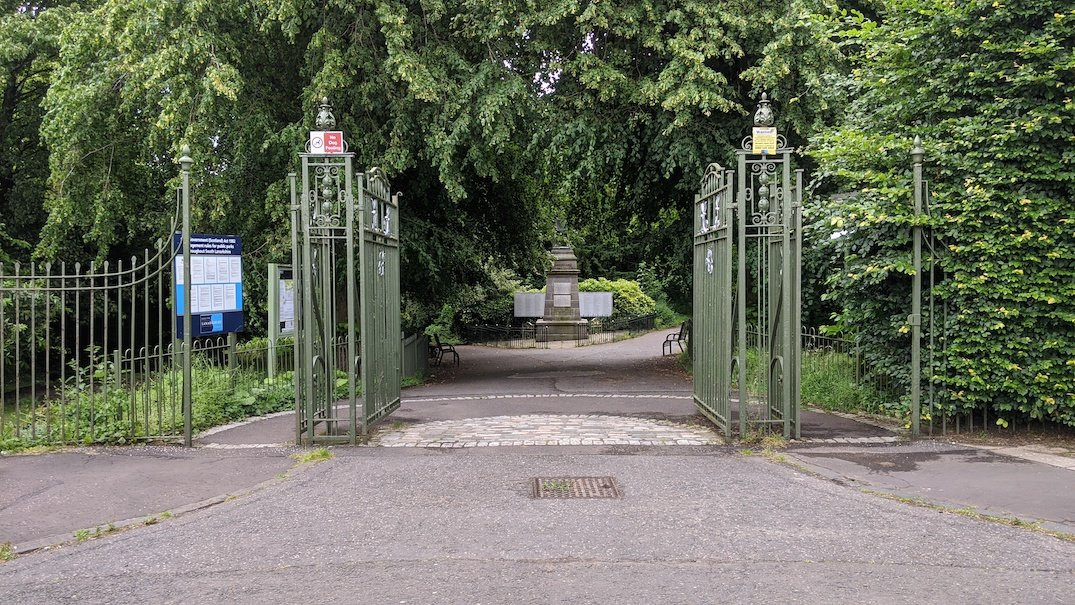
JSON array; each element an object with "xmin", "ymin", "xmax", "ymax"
[{"xmin": 811, "ymin": 0, "xmax": 1075, "ymax": 426}]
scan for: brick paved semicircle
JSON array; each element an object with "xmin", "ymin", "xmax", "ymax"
[{"xmin": 369, "ymin": 414, "xmax": 724, "ymax": 448}]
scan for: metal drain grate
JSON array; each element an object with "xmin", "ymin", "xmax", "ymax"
[{"xmin": 531, "ymin": 476, "xmax": 620, "ymax": 499}]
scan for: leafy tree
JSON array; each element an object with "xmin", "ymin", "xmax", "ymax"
[
  {"xmin": 29, "ymin": 0, "xmax": 842, "ymax": 331},
  {"xmin": 811, "ymin": 0, "xmax": 1075, "ymax": 426},
  {"xmin": 0, "ymin": 1, "xmax": 85, "ymax": 263},
  {"xmin": 522, "ymin": 0, "xmax": 843, "ymax": 309}
]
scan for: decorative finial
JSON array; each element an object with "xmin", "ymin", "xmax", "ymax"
[
  {"xmin": 178, "ymin": 144, "xmax": 192, "ymax": 171},
  {"xmin": 911, "ymin": 135, "xmax": 924, "ymax": 162},
  {"xmin": 753, "ymin": 92, "xmax": 775, "ymax": 127},
  {"xmin": 315, "ymin": 97, "xmax": 336, "ymax": 129}
]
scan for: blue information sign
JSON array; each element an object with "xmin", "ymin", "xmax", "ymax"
[{"xmin": 174, "ymin": 233, "xmax": 245, "ymax": 337}]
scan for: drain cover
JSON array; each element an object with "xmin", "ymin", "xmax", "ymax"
[{"xmin": 531, "ymin": 476, "xmax": 620, "ymax": 499}]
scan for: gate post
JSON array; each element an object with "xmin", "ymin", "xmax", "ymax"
[
  {"xmin": 736, "ymin": 155, "xmax": 748, "ymax": 438},
  {"xmin": 289, "ymin": 172, "xmax": 303, "ymax": 445},
  {"xmin": 179, "ymin": 145, "xmax": 193, "ymax": 448},
  {"xmin": 724, "ymin": 93, "xmax": 803, "ymax": 439},
  {"xmin": 910, "ymin": 137, "xmax": 924, "ymax": 438}
]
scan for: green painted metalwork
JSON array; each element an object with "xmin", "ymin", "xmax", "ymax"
[
  {"xmin": 692, "ymin": 164, "xmax": 734, "ymax": 437},
  {"xmin": 359, "ymin": 169, "xmax": 402, "ymax": 431},
  {"xmin": 291, "ymin": 102, "xmax": 357, "ymax": 445},
  {"xmin": 735, "ymin": 144, "xmax": 803, "ymax": 438},
  {"xmin": 179, "ymin": 147, "xmax": 193, "ymax": 447},
  {"xmin": 291, "ymin": 99, "xmax": 401, "ymax": 444},
  {"xmin": 911, "ymin": 137, "xmax": 957, "ymax": 437},
  {"xmin": 694, "ymin": 94, "xmax": 803, "ymax": 439},
  {"xmin": 910, "ymin": 137, "xmax": 924, "ymax": 438}
]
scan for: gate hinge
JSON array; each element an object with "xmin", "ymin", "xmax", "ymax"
[{"xmin": 907, "ymin": 313, "xmax": 921, "ymax": 327}]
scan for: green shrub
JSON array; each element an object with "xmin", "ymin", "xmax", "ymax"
[
  {"xmin": 653, "ymin": 299, "xmax": 685, "ymax": 329},
  {"xmin": 800, "ymin": 353, "xmax": 874, "ymax": 413},
  {"xmin": 0, "ymin": 351, "xmax": 423, "ymax": 452},
  {"xmin": 424, "ymin": 303, "xmax": 459, "ymax": 343},
  {"xmin": 0, "ymin": 355, "xmax": 297, "ymax": 449}
]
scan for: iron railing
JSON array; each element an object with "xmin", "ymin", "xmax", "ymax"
[
  {"xmin": 1, "ymin": 189, "xmax": 186, "ymax": 446},
  {"xmin": 737, "ymin": 327, "xmax": 904, "ymax": 417},
  {"xmin": 462, "ymin": 324, "xmax": 545, "ymax": 349}
]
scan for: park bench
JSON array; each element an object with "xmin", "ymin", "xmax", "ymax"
[
  {"xmin": 663, "ymin": 321, "xmax": 690, "ymax": 356},
  {"xmin": 429, "ymin": 334, "xmax": 460, "ymax": 366}
]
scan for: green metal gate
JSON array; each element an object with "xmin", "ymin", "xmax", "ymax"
[
  {"xmin": 358, "ymin": 168, "xmax": 402, "ymax": 428},
  {"xmin": 692, "ymin": 163, "xmax": 734, "ymax": 436},
  {"xmin": 734, "ymin": 137, "xmax": 802, "ymax": 439},
  {"xmin": 693, "ymin": 94, "xmax": 803, "ymax": 439},
  {"xmin": 291, "ymin": 99, "xmax": 401, "ymax": 445}
]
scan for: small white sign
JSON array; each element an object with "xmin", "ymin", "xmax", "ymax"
[
  {"xmin": 309, "ymin": 130, "xmax": 345, "ymax": 154},
  {"xmin": 579, "ymin": 292, "xmax": 614, "ymax": 318}
]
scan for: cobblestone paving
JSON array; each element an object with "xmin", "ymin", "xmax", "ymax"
[{"xmin": 369, "ymin": 414, "xmax": 723, "ymax": 448}]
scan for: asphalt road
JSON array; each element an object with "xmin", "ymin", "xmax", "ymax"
[
  {"xmin": 4, "ymin": 330, "xmax": 1072, "ymax": 603},
  {"xmin": 0, "ymin": 446, "xmax": 295, "ymax": 546},
  {"xmin": 2, "ymin": 446, "xmax": 1072, "ymax": 604}
]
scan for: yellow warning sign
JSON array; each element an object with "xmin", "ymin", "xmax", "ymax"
[{"xmin": 752, "ymin": 127, "xmax": 777, "ymax": 155}]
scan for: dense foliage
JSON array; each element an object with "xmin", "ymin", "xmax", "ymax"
[
  {"xmin": 811, "ymin": 0, "xmax": 1075, "ymax": 425},
  {"xmin": 0, "ymin": 1, "xmax": 77, "ymax": 262}
]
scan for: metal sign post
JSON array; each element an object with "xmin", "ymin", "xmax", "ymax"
[{"xmin": 179, "ymin": 147, "xmax": 193, "ymax": 447}]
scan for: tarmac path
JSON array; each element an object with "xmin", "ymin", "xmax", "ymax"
[
  {"xmin": 1, "ymin": 328, "xmax": 1073, "ymax": 603},
  {"xmin": 2, "ymin": 447, "xmax": 1073, "ymax": 603}
]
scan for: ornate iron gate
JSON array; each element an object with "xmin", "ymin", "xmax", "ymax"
[
  {"xmin": 734, "ymin": 136, "xmax": 802, "ymax": 439},
  {"xmin": 291, "ymin": 100, "xmax": 401, "ymax": 445},
  {"xmin": 693, "ymin": 94, "xmax": 803, "ymax": 439},
  {"xmin": 692, "ymin": 164, "xmax": 734, "ymax": 436},
  {"xmin": 358, "ymin": 168, "xmax": 402, "ymax": 429}
]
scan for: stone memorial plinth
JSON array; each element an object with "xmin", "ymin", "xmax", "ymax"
[{"xmin": 536, "ymin": 245, "xmax": 589, "ymax": 341}]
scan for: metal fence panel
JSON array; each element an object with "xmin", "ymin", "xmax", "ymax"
[
  {"xmin": 359, "ymin": 168, "xmax": 402, "ymax": 433},
  {"xmin": 692, "ymin": 164, "xmax": 734, "ymax": 437},
  {"xmin": 1, "ymin": 152, "xmax": 196, "ymax": 447}
]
